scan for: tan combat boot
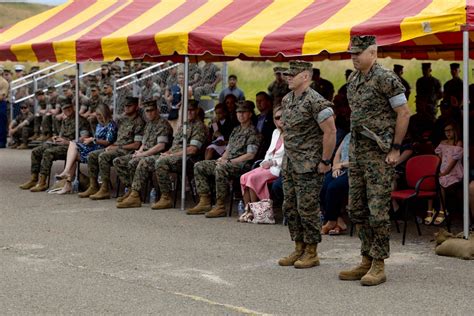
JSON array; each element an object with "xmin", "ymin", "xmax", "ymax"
[
  {"xmin": 28, "ymin": 133, "xmax": 39, "ymax": 141},
  {"xmin": 17, "ymin": 143, "xmax": 29, "ymax": 149},
  {"xmin": 360, "ymin": 259, "xmax": 386, "ymax": 286},
  {"xmin": 116, "ymin": 190, "xmax": 131, "ymax": 203},
  {"xmin": 186, "ymin": 194, "xmax": 212, "ymax": 215},
  {"xmin": 37, "ymin": 134, "xmax": 48, "ymax": 142},
  {"xmin": 30, "ymin": 174, "xmax": 48, "ymax": 192},
  {"xmin": 278, "ymin": 241, "xmax": 305, "ymax": 266},
  {"xmin": 89, "ymin": 182, "xmax": 111, "ymax": 200},
  {"xmin": 116, "ymin": 190, "xmax": 142, "ymax": 208},
  {"xmin": 339, "ymin": 256, "xmax": 373, "ymax": 280},
  {"xmin": 205, "ymin": 199, "xmax": 226, "ymax": 218},
  {"xmin": 19, "ymin": 173, "xmax": 38, "ymax": 190},
  {"xmin": 151, "ymin": 192, "xmax": 173, "ymax": 210},
  {"xmin": 78, "ymin": 178, "xmax": 99, "ymax": 198},
  {"xmin": 294, "ymin": 243, "xmax": 320, "ymax": 269}
]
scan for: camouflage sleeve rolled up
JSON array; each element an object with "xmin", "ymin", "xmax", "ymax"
[
  {"xmin": 188, "ymin": 120, "xmax": 208, "ymax": 150},
  {"xmin": 379, "ymin": 70, "xmax": 407, "ymax": 109},
  {"xmin": 142, "ymin": 118, "xmax": 173, "ymax": 150},
  {"xmin": 115, "ymin": 115, "xmax": 145, "ymax": 145},
  {"xmin": 226, "ymin": 125, "xmax": 261, "ymax": 159}
]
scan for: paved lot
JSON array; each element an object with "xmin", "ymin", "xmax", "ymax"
[{"xmin": 0, "ymin": 148, "xmax": 472, "ymax": 315}]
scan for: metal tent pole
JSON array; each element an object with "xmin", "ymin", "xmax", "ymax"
[
  {"xmin": 74, "ymin": 63, "xmax": 81, "ymax": 189},
  {"xmin": 462, "ymin": 29, "xmax": 470, "ymax": 239},
  {"xmin": 181, "ymin": 57, "xmax": 190, "ymax": 211}
]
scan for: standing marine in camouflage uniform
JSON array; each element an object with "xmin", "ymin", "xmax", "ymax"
[
  {"xmin": 278, "ymin": 61, "xmax": 336, "ymax": 269},
  {"xmin": 19, "ymin": 98, "xmax": 91, "ymax": 192},
  {"xmin": 187, "ymin": 101, "xmax": 261, "ymax": 218},
  {"xmin": 339, "ymin": 36, "xmax": 410, "ymax": 286},
  {"xmin": 415, "ymin": 62, "xmax": 442, "ymax": 107},
  {"xmin": 268, "ymin": 67, "xmax": 290, "ymax": 106},
  {"xmin": 8, "ymin": 103, "xmax": 34, "ymax": 149},
  {"xmin": 79, "ymin": 97, "xmax": 145, "ymax": 200},
  {"xmin": 114, "ymin": 101, "xmax": 173, "ymax": 208},
  {"xmin": 151, "ymin": 100, "xmax": 207, "ymax": 210}
]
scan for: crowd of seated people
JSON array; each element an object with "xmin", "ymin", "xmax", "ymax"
[{"xmin": 9, "ymin": 60, "xmax": 474, "ymax": 233}]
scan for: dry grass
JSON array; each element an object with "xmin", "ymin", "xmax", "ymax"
[{"xmin": 0, "ymin": 3, "xmax": 52, "ymax": 29}]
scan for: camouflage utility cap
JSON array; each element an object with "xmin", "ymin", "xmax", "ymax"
[
  {"xmin": 142, "ymin": 100, "xmax": 157, "ymax": 109},
  {"xmin": 348, "ymin": 35, "xmax": 377, "ymax": 53},
  {"xmin": 60, "ymin": 97, "xmax": 73, "ymax": 110},
  {"xmin": 236, "ymin": 101, "xmax": 255, "ymax": 112},
  {"xmin": 273, "ymin": 67, "xmax": 288, "ymax": 74},
  {"xmin": 283, "ymin": 61, "xmax": 312, "ymax": 76}
]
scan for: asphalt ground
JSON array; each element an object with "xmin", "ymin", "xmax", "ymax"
[{"xmin": 0, "ymin": 148, "xmax": 473, "ymax": 315}]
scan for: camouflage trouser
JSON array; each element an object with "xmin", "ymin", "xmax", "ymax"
[
  {"xmin": 31, "ymin": 143, "xmax": 68, "ymax": 176},
  {"xmin": 33, "ymin": 115, "xmax": 42, "ymax": 134},
  {"xmin": 113, "ymin": 154, "xmax": 159, "ymax": 190},
  {"xmin": 87, "ymin": 148, "xmax": 128, "ymax": 182},
  {"xmin": 41, "ymin": 115, "xmax": 53, "ymax": 135},
  {"xmin": 155, "ymin": 155, "xmax": 183, "ymax": 194},
  {"xmin": 12, "ymin": 126, "xmax": 33, "ymax": 144},
  {"xmin": 348, "ymin": 136, "xmax": 393, "ymax": 260},
  {"xmin": 52, "ymin": 116, "xmax": 61, "ymax": 136},
  {"xmin": 131, "ymin": 156, "xmax": 159, "ymax": 192},
  {"xmin": 193, "ymin": 84, "xmax": 215, "ymax": 101},
  {"xmin": 283, "ymin": 159, "xmax": 323, "ymax": 244},
  {"xmin": 194, "ymin": 160, "xmax": 244, "ymax": 200}
]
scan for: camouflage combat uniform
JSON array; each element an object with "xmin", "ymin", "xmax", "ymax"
[
  {"xmin": 31, "ymin": 113, "xmax": 90, "ymax": 177},
  {"xmin": 87, "ymin": 113, "xmax": 145, "ymax": 183},
  {"xmin": 282, "ymin": 87, "xmax": 334, "ymax": 245},
  {"xmin": 193, "ymin": 63, "xmax": 220, "ymax": 101},
  {"xmin": 11, "ymin": 110, "xmax": 34, "ymax": 144},
  {"xmin": 113, "ymin": 117, "xmax": 173, "ymax": 191},
  {"xmin": 347, "ymin": 62, "xmax": 406, "ymax": 260},
  {"xmin": 268, "ymin": 80, "xmax": 290, "ymax": 103},
  {"xmin": 154, "ymin": 119, "xmax": 207, "ymax": 194},
  {"xmin": 194, "ymin": 125, "xmax": 261, "ymax": 200},
  {"xmin": 33, "ymin": 97, "xmax": 50, "ymax": 136}
]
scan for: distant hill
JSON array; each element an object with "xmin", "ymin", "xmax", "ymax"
[{"xmin": 0, "ymin": 3, "xmax": 52, "ymax": 29}]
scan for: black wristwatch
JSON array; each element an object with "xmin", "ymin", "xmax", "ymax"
[
  {"xmin": 321, "ymin": 159, "xmax": 332, "ymax": 166},
  {"xmin": 392, "ymin": 143, "xmax": 401, "ymax": 150}
]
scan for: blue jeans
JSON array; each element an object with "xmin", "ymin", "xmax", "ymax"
[
  {"xmin": 320, "ymin": 171, "xmax": 349, "ymax": 221},
  {"xmin": 271, "ymin": 176, "xmax": 283, "ymax": 206}
]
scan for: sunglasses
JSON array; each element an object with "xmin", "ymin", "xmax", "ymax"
[
  {"xmin": 145, "ymin": 109, "xmax": 156, "ymax": 113},
  {"xmin": 20, "ymin": 106, "xmax": 28, "ymax": 109},
  {"xmin": 274, "ymin": 116, "xmax": 281, "ymax": 120}
]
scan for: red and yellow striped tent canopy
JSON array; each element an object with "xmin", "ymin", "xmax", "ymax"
[{"xmin": 1, "ymin": 0, "xmax": 473, "ymax": 63}]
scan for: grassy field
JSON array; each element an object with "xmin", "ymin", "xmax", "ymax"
[
  {"xmin": 228, "ymin": 59, "xmax": 473, "ymax": 112},
  {"xmin": 0, "ymin": 3, "xmax": 52, "ymax": 29}
]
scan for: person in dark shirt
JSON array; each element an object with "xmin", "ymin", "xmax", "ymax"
[{"xmin": 310, "ymin": 68, "xmax": 334, "ymax": 101}]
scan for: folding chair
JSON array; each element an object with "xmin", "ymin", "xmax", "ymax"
[{"xmin": 391, "ymin": 155, "xmax": 447, "ymax": 245}]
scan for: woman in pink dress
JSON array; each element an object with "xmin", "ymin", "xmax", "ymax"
[
  {"xmin": 425, "ymin": 121, "xmax": 463, "ymax": 225},
  {"xmin": 240, "ymin": 107, "xmax": 284, "ymax": 207}
]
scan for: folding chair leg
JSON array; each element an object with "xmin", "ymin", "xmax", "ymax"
[
  {"xmin": 173, "ymin": 177, "xmax": 179, "ymax": 208},
  {"xmin": 228, "ymin": 186, "xmax": 234, "ymax": 217},
  {"xmin": 394, "ymin": 220, "xmax": 401, "ymax": 234},
  {"xmin": 402, "ymin": 208, "xmax": 408, "ymax": 245},
  {"xmin": 414, "ymin": 215, "xmax": 422, "ymax": 236}
]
